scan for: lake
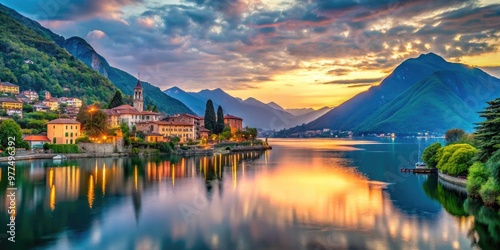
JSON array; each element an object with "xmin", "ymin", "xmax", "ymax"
[{"xmin": 1, "ymin": 138, "xmax": 499, "ymax": 250}]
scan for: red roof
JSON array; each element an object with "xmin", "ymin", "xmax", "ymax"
[
  {"xmin": 23, "ymin": 135, "xmax": 50, "ymax": 142},
  {"xmin": 224, "ymin": 114, "xmax": 243, "ymax": 120},
  {"xmin": 200, "ymin": 127, "xmax": 210, "ymax": 132},
  {"xmin": 47, "ymin": 118, "xmax": 80, "ymax": 124},
  {"xmin": 148, "ymin": 121, "xmax": 194, "ymax": 126}
]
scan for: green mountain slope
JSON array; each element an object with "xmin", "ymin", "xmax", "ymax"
[
  {"xmin": 0, "ymin": 8, "xmax": 117, "ymax": 103},
  {"xmin": 0, "ymin": 3, "xmax": 194, "ymax": 115},
  {"xmin": 62, "ymin": 37, "xmax": 194, "ymax": 115},
  {"xmin": 355, "ymin": 69, "xmax": 500, "ymax": 133},
  {"xmin": 277, "ymin": 53, "xmax": 500, "ymax": 136}
]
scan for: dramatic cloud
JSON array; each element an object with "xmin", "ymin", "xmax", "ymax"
[
  {"xmin": 4, "ymin": 0, "xmax": 500, "ymax": 107},
  {"xmin": 86, "ymin": 30, "xmax": 106, "ymax": 39}
]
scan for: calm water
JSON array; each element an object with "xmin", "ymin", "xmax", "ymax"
[{"xmin": 1, "ymin": 138, "xmax": 500, "ymax": 250}]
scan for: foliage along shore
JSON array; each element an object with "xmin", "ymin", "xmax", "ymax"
[{"xmin": 422, "ymin": 98, "xmax": 500, "ymax": 207}]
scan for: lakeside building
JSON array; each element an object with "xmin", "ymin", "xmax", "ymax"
[
  {"xmin": 200, "ymin": 127, "xmax": 210, "ymax": 139},
  {"xmin": 0, "ymin": 81, "xmax": 20, "ymax": 94},
  {"xmin": 23, "ymin": 135, "xmax": 51, "ymax": 149},
  {"xmin": 224, "ymin": 114, "xmax": 243, "ymax": 134},
  {"xmin": 103, "ymin": 80, "xmax": 160, "ymax": 128},
  {"xmin": 165, "ymin": 113, "xmax": 204, "ymax": 139},
  {"xmin": 136, "ymin": 121, "xmax": 195, "ymax": 142},
  {"xmin": 47, "ymin": 118, "xmax": 81, "ymax": 144}
]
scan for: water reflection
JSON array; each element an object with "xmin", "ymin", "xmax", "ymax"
[{"xmin": 0, "ymin": 139, "xmax": 498, "ymax": 249}]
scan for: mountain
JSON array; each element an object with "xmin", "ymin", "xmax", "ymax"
[
  {"xmin": 280, "ymin": 53, "xmax": 500, "ymax": 135},
  {"xmin": 267, "ymin": 102, "xmax": 286, "ymax": 112},
  {"xmin": 0, "ymin": 6, "xmax": 117, "ymax": 103},
  {"xmin": 163, "ymin": 86, "xmax": 208, "ymax": 115},
  {"xmin": 355, "ymin": 69, "xmax": 500, "ymax": 133},
  {"xmin": 286, "ymin": 108, "xmax": 315, "ymax": 116},
  {"xmin": 164, "ymin": 87, "xmax": 332, "ymax": 129},
  {"xmin": 1, "ymin": 4, "xmax": 194, "ymax": 115}
]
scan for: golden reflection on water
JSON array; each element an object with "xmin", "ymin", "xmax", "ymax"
[{"xmin": 239, "ymin": 164, "xmax": 385, "ymax": 230}]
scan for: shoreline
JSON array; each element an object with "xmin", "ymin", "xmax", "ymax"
[
  {"xmin": 1, "ymin": 145, "xmax": 272, "ymax": 163},
  {"xmin": 0, "ymin": 152, "xmax": 129, "ymax": 162},
  {"xmin": 438, "ymin": 171, "xmax": 467, "ymax": 194}
]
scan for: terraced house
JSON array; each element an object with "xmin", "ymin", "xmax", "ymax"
[{"xmin": 0, "ymin": 81, "xmax": 19, "ymax": 94}]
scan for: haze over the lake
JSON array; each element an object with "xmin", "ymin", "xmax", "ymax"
[{"xmin": 5, "ymin": 0, "xmax": 500, "ymax": 108}]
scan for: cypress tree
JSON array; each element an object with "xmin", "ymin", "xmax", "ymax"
[
  {"xmin": 108, "ymin": 90, "xmax": 124, "ymax": 108},
  {"xmin": 216, "ymin": 105, "xmax": 225, "ymax": 134},
  {"xmin": 204, "ymin": 99, "xmax": 216, "ymax": 134},
  {"xmin": 475, "ymin": 98, "xmax": 500, "ymax": 162}
]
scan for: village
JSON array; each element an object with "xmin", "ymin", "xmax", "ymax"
[{"xmin": 0, "ymin": 79, "xmax": 265, "ymax": 158}]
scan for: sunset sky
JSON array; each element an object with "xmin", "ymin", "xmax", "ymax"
[{"xmin": 3, "ymin": 0, "xmax": 500, "ymax": 109}]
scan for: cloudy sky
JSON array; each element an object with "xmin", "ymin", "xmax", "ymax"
[{"xmin": 3, "ymin": 0, "xmax": 500, "ymax": 108}]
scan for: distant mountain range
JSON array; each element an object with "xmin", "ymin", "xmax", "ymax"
[
  {"xmin": 279, "ymin": 53, "xmax": 500, "ymax": 135},
  {"xmin": 164, "ymin": 87, "xmax": 331, "ymax": 130},
  {"xmin": 1, "ymin": 4, "xmax": 194, "ymax": 115}
]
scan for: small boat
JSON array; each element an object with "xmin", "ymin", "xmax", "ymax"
[
  {"xmin": 53, "ymin": 154, "xmax": 67, "ymax": 160},
  {"xmin": 415, "ymin": 162, "xmax": 427, "ymax": 169}
]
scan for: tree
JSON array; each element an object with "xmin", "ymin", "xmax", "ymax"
[
  {"xmin": 445, "ymin": 128, "xmax": 466, "ymax": 144},
  {"xmin": 0, "ymin": 119, "xmax": 29, "ymax": 150},
  {"xmin": 216, "ymin": 105, "xmax": 225, "ymax": 134},
  {"xmin": 152, "ymin": 105, "xmax": 159, "ymax": 113},
  {"xmin": 475, "ymin": 98, "xmax": 500, "ymax": 162},
  {"xmin": 466, "ymin": 162, "xmax": 489, "ymax": 198},
  {"xmin": 84, "ymin": 109, "xmax": 108, "ymax": 138},
  {"xmin": 76, "ymin": 102, "xmax": 88, "ymax": 124},
  {"xmin": 422, "ymin": 142, "xmax": 442, "ymax": 169},
  {"xmin": 204, "ymin": 99, "xmax": 216, "ymax": 134},
  {"xmin": 108, "ymin": 90, "xmax": 124, "ymax": 108}
]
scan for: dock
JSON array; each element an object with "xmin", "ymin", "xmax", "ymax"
[{"xmin": 400, "ymin": 168, "xmax": 437, "ymax": 174}]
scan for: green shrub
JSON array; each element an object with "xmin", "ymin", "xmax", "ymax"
[
  {"xmin": 444, "ymin": 147, "xmax": 477, "ymax": 176},
  {"xmin": 75, "ymin": 137, "xmax": 91, "ymax": 143},
  {"xmin": 180, "ymin": 145, "xmax": 189, "ymax": 150},
  {"xmin": 131, "ymin": 148, "xmax": 140, "ymax": 154},
  {"xmin": 436, "ymin": 144, "xmax": 476, "ymax": 174},
  {"xmin": 467, "ymin": 162, "xmax": 489, "ymax": 198},
  {"xmin": 43, "ymin": 143, "xmax": 49, "ymax": 150},
  {"xmin": 47, "ymin": 144, "xmax": 79, "ymax": 153},
  {"xmin": 422, "ymin": 142, "xmax": 442, "ymax": 169},
  {"xmin": 479, "ymin": 177, "xmax": 500, "ymax": 206},
  {"xmin": 157, "ymin": 143, "xmax": 172, "ymax": 153}
]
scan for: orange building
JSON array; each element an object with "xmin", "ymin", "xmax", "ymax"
[
  {"xmin": 47, "ymin": 118, "xmax": 81, "ymax": 144},
  {"xmin": 136, "ymin": 121, "xmax": 195, "ymax": 142},
  {"xmin": 224, "ymin": 114, "xmax": 243, "ymax": 134},
  {"xmin": 0, "ymin": 97, "xmax": 22, "ymax": 110},
  {"xmin": 145, "ymin": 133, "xmax": 166, "ymax": 143},
  {"xmin": 166, "ymin": 113, "xmax": 204, "ymax": 139},
  {"xmin": 0, "ymin": 81, "xmax": 20, "ymax": 94}
]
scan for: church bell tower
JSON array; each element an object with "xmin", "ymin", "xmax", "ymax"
[{"xmin": 133, "ymin": 78, "xmax": 144, "ymax": 112}]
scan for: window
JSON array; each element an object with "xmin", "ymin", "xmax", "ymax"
[
  {"xmin": 65, "ymin": 132, "xmax": 68, "ymax": 137},
  {"xmin": 71, "ymin": 125, "xmax": 73, "ymax": 129},
  {"xmin": 66, "ymin": 125, "xmax": 68, "ymax": 129},
  {"xmin": 53, "ymin": 138, "xmax": 56, "ymax": 144},
  {"xmin": 71, "ymin": 132, "xmax": 73, "ymax": 137},
  {"xmin": 70, "ymin": 139, "xmax": 73, "ymax": 144},
  {"xmin": 53, "ymin": 125, "xmax": 55, "ymax": 129},
  {"xmin": 66, "ymin": 139, "xmax": 68, "ymax": 144}
]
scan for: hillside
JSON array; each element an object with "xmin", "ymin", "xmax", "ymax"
[
  {"xmin": 0, "ymin": 4, "xmax": 194, "ymax": 115},
  {"xmin": 355, "ymin": 69, "xmax": 500, "ymax": 133},
  {"xmin": 63, "ymin": 37, "xmax": 194, "ymax": 115},
  {"xmin": 279, "ymin": 53, "xmax": 500, "ymax": 135},
  {"xmin": 0, "ymin": 7, "xmax": 117, "ymax": 103}
]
